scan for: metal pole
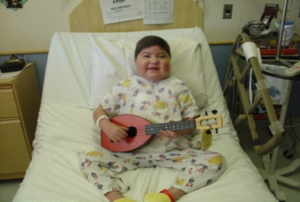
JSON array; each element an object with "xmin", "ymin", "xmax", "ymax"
[{"xmin": 276, "ymin": 0, "xmax": 289, "ymax": 60}]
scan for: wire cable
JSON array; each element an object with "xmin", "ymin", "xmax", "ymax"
[{"xmin": 287, "ymin": 111, "xmax": 300, "ymax": 141}]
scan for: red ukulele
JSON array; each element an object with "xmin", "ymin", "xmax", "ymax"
[{"xmin": 101, "ymin": 114, "xmax": 222, "ymax": 152}]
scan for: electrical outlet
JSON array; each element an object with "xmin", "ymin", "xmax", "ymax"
[
  {"xmin": 264, "ymin": 4, "xmax": 279, "ymax": 18},
  {"xmin": 223, "ymin": 4, "xmax": 233, "ymax": 19}
]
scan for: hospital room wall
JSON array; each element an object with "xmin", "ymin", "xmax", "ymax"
[
  {"xmin": 1, "ymin": 0, "xmax": 300, "ymax": 53},
  {"xmin": 0, "ymin": 0, "xmax": 300, "ymax": 117}
]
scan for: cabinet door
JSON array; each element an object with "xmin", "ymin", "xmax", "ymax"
[
  {"xmin": 0, "ymin": 89, "xmax": 19, "ymax": 119},
  {"xmin": 0, "ymin": 120, "xmax": 31, "ymax": 175}
]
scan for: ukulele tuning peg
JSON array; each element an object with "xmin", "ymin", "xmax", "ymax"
[
  {"xmin": 206, "ymin": 129, "xmax": 212, "ymax": 135},
  {"xmin": 211, "ymin": 110, "xmax": 218, "ymax": 115},
  {"xmin": 211, "ymin": 110, "xmax": 218, "ymax": 121}
]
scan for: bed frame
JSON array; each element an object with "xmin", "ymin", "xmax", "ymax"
[
  {"xmin": 11, "ymin": 1, "xmax": 281, "ymax": 201},
  {"xmin": 223, "ymin": 33, "xmax": 284, "ymax": 156},
  {"xmin": 69, "ymin": 0, "xmax": 286, "ymax": 156},
  {"xmin": 224, "ymin": 33, "xmax": 300, "ymax": 201},
  {"xmin": 69, "ymin": 0, "xmax": 285, "ymax": 160}
]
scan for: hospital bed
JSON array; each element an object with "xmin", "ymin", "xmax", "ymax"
[{"xmin": 13, "ymin": 1, "xmax": 278, "ymax": 201}]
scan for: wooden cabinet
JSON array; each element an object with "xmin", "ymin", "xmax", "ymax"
[{"xmin": 0, "ymin": 62, "xmax": 41, "ymax": 180}]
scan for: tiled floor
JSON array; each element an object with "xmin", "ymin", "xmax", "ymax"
[
  {"xmin": 1, "ymin": 118, "xmax": 300, "ymax": 202},
  {"xmin": 0, "ymin": 179, "xmax": 22, "ymax": 202},
  {"xmin": 236, "ymin": 118, "xmax": 300, "ymax": 202}
]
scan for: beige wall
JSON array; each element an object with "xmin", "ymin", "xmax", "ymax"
[
  {"xmin": 0, "ymin": 0, "xmax": 299, "ymax": 54},
  {"xmin": 0, "ymin": 0, "xmax": 81, "ymax": 54},
  {"xmin": 203, "ymin": 0, "xmax": 300, "ymax": 43}
]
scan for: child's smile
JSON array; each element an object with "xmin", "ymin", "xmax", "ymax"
[{"xmin": 148, "ymin": 67, "xmax": 159, "ymax": 71}]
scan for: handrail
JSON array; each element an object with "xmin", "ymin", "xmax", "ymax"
[{"xmin": 229, "ymin": 33, "xmax": 283, "ymax": 155}]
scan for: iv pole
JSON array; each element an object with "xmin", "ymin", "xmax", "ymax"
[
  {"xmin": 259, "ymin": 0, "xmax": 300, "ymax": 201},
  {"xmin": 276, "ymin": 0, "xmax": 289, "ymax": 60}
]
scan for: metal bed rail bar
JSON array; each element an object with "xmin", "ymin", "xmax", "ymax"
[{"xmin": 224, "ymin": 33, "xmax": 283, "ymax": 155}]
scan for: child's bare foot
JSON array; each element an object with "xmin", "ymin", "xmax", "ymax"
[
  {"xmin": 144, "ymin": 187, "xmax": 186, "ymax": 202},
  {"xmin": 113, "ymin": 198, "xmax": 136, "ymax": 202},
  {"xmin": 167, "ymin": 187, "xmax": 186, "ymax": 200},
  {"xmin": 105, "ymin": 191, "xmax": 124, "ymax": 202}
]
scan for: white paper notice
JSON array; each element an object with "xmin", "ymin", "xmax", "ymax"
[
  {"xmin": 99, "ymin": 0, "xmax": 143, "ymax": 24},
  {"xmin": 143, "ymin": 0, "xmax": 174, "ymax": 24}
]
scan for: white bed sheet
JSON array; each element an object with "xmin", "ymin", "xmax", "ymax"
[{"xmin": 13, "ymin": 28, "xmax": 277, "ymax": 202}]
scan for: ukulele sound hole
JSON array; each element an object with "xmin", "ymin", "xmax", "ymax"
[{"xmin": 127, "ymin": 127, "xmax": 137, "ymax": 138}]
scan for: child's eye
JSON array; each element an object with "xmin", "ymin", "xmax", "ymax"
[{"xmin": 158, "ymin": 55, "xmax": 167, "ymax": 58}]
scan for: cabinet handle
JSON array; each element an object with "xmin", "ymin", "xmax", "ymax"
[{"xmin": 0, "ymin": 119, "xmax": 20, "ymax": 124}]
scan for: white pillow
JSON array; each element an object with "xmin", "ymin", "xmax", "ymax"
[
  {"xmin": 89, "ymin": 37, "xmax": 127, "ymax": 108},
  {"xmin": 90, "ymin": 36, "xmax": 207, "ymax": 109}
]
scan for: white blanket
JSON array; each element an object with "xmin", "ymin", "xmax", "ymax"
[{"xmin": 13, "ymin": 27, "xmax": 277, "ymax": 202}]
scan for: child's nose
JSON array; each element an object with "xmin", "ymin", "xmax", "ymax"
[{"xmin": 150, "ymin": 57, "xmax": 158, "ymax": 63}]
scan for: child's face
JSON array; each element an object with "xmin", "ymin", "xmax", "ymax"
[{"xmin": 135, "ymin": 45, "xmax": 170, "ymax": 82}]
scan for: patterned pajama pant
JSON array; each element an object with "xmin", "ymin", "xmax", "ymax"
[{"xmin": 79, "ymin": 148, "xmax": 226, "ymax": 195}]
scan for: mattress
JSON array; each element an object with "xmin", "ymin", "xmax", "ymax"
[{"xmin": 13, "ymin": 27, "xmax": 277, "ymax": 202}]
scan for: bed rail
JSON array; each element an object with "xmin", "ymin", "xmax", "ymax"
[{"xmin": 224, "ymin": 33, "xmax": 283, "ymax": 155}]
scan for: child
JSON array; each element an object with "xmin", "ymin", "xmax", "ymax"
[{"xmin": 80, "ymin": 36, "xmax": 226, "ymax": 202}]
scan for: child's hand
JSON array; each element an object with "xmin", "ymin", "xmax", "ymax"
[
  {"xmin": 159, "ymin": 119, "xmax": 180, "ymax": 139},
  {"xmin": 159, "ymin": 130, "xmax": 180, "ymax": 139},
  {"xmin": 100, "ymin": 119, "xmax": 128, "ymax": 142},
  {"xmin": 159, "ymin": 118, "xmax": 195, "ymax": 139}
]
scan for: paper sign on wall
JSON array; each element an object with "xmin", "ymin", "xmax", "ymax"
[
  {"xmin": 143, "ymin": 0, "xmax": 174, "ymax": 25},
  {"xmin": 99, "ymin": 0, "xmax": 143, "ymax": 24}
]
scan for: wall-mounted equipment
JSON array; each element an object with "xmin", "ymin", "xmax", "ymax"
[
  {"xmin": 0, "ymin": 0, "xmax": 28, "ymax": 11},
  {"xmin": 264, "ymin": 4, "xmax": 279, "ymax": 18}
]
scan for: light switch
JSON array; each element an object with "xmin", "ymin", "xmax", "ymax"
[{"xmin": 223, "ymin": 4, "xmax": 233, "ymax": 19}]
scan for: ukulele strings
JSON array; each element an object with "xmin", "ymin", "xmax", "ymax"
[
  {"xmin": 119, "ymin": 118, "xmax": 217, "ymax": 136},
  {"xmin": 119, "ymin": 120, "xmax": 198, "ymax": 136}
]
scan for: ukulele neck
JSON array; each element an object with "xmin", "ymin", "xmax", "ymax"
[{"xmin": 145, "ymin": 120, "xmax": 195, "ymax": 135}]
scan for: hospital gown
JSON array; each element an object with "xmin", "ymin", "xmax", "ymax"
[{"xmin": 80, "ymin": 76, "xmax": 226, "ymax": 194}]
